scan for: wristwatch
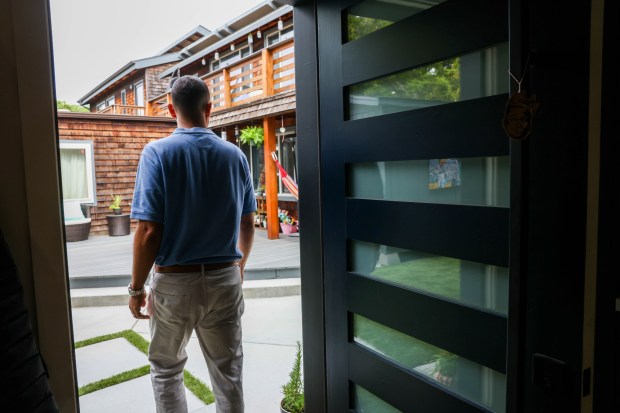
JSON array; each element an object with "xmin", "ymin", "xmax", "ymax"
[{"xmin": 128, "ymin": 283, "xmax": 145, "ymax": 296}]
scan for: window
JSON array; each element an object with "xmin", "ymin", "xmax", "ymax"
[
  {"xmin": 266, "ymin": 24, "xmax": 294, "ymax": 46},
  {"xmin": 105, "ymin": 95, "xmax": 115, "ymax": 107},
  {"xmin": 211, "ymin": 43, "xmax": 251, "ymax": 72},
  {"xmin": 96, "ymin": 102, "xmax": 105, "ymax": 112},
  {"xmin": 59, "ymin": 140, "xmax": 96, "ymax": 204},
  {"xmin": 120, "ymin": 89, "xmax": 127, "ymax": 105},
  {"xmin": 134, "ymin": 81, "xmax": 144, "ymax": 115}
]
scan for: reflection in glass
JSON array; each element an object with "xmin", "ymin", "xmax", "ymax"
[
  {"xmin": 348, "ymin": 157, "xmax": 510, "ymax": 208},
  {"xmin": 350, "ymin": 240, "xmax": 509, "ymax": 314},
  {"xmin": 345, "ymin": 0, "xmax": 446, "ymax": 42},
  {"xmin": 347, "ymin": 43, "xmax": 508, "ymax": 120},
  {"xmin": 353, "ymin": 384, "xmax": 401, "ymax": 413},
  {"xmin": 354, "ymin": 315, "xmax": 506, "ymax": 412}
]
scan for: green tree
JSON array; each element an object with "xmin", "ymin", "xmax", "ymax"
[
  {"xmin": 57, "ymin": 100, "xmax": 89, "ymax": 113},
  {"xmin": 347, "ymin": 15, "xmax": 461, "ymax": 103}
]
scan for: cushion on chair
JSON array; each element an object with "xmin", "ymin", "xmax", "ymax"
[{"xmin": 63, "ymin": 200, "xmax": 87, "ymax": 221}]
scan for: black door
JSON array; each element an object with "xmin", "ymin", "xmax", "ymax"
[{"xmin": 313, "ymin": 0, "xmax": 512, "ymax": 411}]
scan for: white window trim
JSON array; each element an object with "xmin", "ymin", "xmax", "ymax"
[
  {"xmin": 120, "ymin": 89, "xmax": 127, "ymax": 105},
  {"xmin": 59, "ymin": 140, "xmax": 97, "ymax": 205}
]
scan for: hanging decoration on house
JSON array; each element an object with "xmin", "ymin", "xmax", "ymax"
[
  {"xmin": 248, "ymin": 33, "xmax": 253, "ymax": 43},
  {"xmin": 214, "ymin": 51, "xmax": 220, "ymax": 60},
  {"xmin": 278, "ymin": 18, "xmax": 284, "ymax": 31},
  {"xmin": 272, "ymin": 152, "xmax": 298, "ymax": 199},
  {"xmin": 239, "ymin": 126, "xmax": 264, "ymax": 148},
  {"xmin": 503, "ymin": 53, "xmax": 539, "ymax": 140},
  {"xmin": 256, "ymin": 30, "xmax": 262, "ymax": 39}
]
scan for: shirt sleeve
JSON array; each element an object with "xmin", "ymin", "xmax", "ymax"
[
  {"xmin": 130, "ymin": 145, "xmax": 165, "ymax": 223},
  {"xmin": 241, "ymin": 155, "xmax": 257, "ymax": 215}
]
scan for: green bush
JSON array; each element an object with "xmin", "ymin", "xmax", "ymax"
[
  {"xmin": 281, "ymin": 341, "xmax": 304, "ymax": 413},
  {"xmin": 238, "ymin": 126, "xmax": 264, "ymax": 148}
]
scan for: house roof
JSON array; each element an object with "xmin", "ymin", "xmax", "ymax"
[
  {"xmin": 78, "ymin": 25, "xmax": 211, "ymax": 105},
  {"xmin": 157, "ymin": 25, "xmax": 210, "ymax": 55},
  {"xmin": 78, "ymin": 54, "xmax": 182, "ymax": 105},
  {"xmin": 208, "ymin": 90, "xmax": 296, "ymax": 128},
  {"xmin": 158, "ymin": 3, "xmax": 292, "ymax": 80}
]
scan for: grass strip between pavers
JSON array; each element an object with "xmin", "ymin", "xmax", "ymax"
[{"xmin": 75, "ymin": 329, "xmax": 215, "ymax": 404}]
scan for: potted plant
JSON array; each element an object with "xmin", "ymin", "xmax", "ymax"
[
  {"xmin": 278, "ymin": 209, "xmax": 298, "ymax": 235},
  {"xmin": 239, "ymin": 126, "xmax": 264, "ymax": 148},
  {"xmin": 431, "ymin": 351, "xmax": 458, "ymax": 386},
  {"xmin": 109, "ymin": 194, "xmax": 123, "ymax": 215},
  {"xmin": 281, "ymin": 341, "xmax": 304, "ymax": 413}
]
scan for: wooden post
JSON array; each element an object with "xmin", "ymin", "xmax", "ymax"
[
  {"xmin": 261, "ymin": 48, "xmax": 274, "ymax": 97},
  {"xmin": 223, "ymin": 68, "xmax": 232, "ymax": 109},
  {"xmin": 263, "ymin": 116, "xmax": 279, "ymax": 239}
]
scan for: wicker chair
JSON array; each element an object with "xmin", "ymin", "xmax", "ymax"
[{"xmin": 63, "ymin": 200, "xmax": 91, "ymax": 242}]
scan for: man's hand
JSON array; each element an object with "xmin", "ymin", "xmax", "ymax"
[{"xmin": 129, "ymin": 293, "xmax": 149, "ymax": 319}]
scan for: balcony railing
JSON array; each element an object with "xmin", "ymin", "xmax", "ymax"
[
  {"xmin": 99, "ymin": 105, "xmax": 145, "ymax": 116},
  {"xmin": 148, "ymin": 38, "xmax": 295, "ymax": 117}
]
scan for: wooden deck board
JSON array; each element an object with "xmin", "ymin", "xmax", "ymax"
[{"xmin": 66, "ymin": 230, "xmax": 300, "ymax": 278}]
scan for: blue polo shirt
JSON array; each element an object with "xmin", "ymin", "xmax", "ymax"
[{"xmin": 131, "ymin": 127, "xmax": 256, "ymax": 266}]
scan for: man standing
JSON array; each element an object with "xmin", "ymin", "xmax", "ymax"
[{"xmin": 128, "ymin": 75, "xmax": 255, "ymax": 413}]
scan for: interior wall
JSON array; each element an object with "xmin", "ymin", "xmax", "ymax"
[{"xmin": 0, "ymin": 0, "xmax": 77, "ymax": 411}]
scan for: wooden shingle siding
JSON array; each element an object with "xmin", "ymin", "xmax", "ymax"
[{"xmin": 57, "ymin": 113, "xmax": 176, "ymax": 234}]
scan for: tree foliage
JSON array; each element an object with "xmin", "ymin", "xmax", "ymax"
[
  {"xmin": 347, "ymin": 16, "xmax": 461, "ymax": 103},
  {"xmin": 57, "ymin": 100, "xmax": 89, "ymax": 113}
]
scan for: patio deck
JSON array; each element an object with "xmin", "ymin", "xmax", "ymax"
[{"xmin": 66, "ymin": 229, "xmax": 300, "ymax": 288}]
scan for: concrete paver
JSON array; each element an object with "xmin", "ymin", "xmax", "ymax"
[
  {"xmin": 78, "ymin": 375, "xmax": 207, "ymax": 413},
  {"xmin": 75, "ymin": 338, "xmax": 147, "ymax": 387}
]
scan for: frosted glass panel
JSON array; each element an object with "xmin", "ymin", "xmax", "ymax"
[
  {"xmin": 348, "ymin": 157, "xmax": 510, "ymax": 208},
  {"xmin": 348, "ymin": 43, "xmax": 508, "ymax": 120},
  {"xmin": 353, "ymin": 384, "xmax": 401, "ymax": 413},
  {"xmin": 350, "ymin": 240, "xmax": 509, "ymax": 314},
  {"xmin": 354, "ymin": 315, "xmax": 506, "ymax": 412},
  {"xmin": 345, "ymin": 0, "xmax": 446, "ymax": 43}
]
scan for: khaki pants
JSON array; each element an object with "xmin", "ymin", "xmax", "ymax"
[{"xmin": 148, "ymin": 266, "xmax": 244, "ymax": 413}]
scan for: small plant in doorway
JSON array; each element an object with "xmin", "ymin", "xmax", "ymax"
[{"xmin": 281, "ymin": 341, "xmax": 304, "ymax": 413}]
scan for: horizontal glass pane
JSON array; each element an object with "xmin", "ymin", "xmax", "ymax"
[
  {"xmin": 350, "ymin": 240, "xmax": 509, "ymax": 314},
  {"xmin": 348, "ymin": 157, "xmax": 510, "ymax": 208},
  {"xmin": 345, "ymin": 0, "xmax": 446, "ymax": 43},
  {"xmin": 353, "ymin": 384, "xmax": 401, "ymax": 413},
  {"xmin": 354, "ymin": 314, "xmax": 506, "ymax": 412},
  {"xmin": 347, "ymin": 43, "xmax": 508, "ymax": 120}
]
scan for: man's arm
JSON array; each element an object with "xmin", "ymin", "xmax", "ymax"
[
  {"xmin": 129, "ymin": 219, "xmax": 163, "ymax": 319},
  {"xmin": 238, "ymin": 212, "xmax": 255, "ymax": 282}
]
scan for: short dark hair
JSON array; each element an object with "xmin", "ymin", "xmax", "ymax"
[{"xmin": 169, "ymin": 75, "xmax": 210, "ymax": 122}]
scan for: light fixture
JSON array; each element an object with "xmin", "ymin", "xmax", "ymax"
[
  {"xmin": 248, "ymin": 33, "xmax": 253, "ymax": 43},
  {"xmin": 214, "ymin": 51, "xmax": 220, "ymax": 60},
  {"xmin": 230, "ymin": 43, "xmax": 235, "ymax": 51},
  {"xmin": 221, "ymin": 128, "xmax": 227, "ymax": 140},
  {"xmin": 201, "ymin": 57, "xmax": 206, "ymax": 65},
  {"xmin": 256, "ymin": 30, "xmax": 262, "ymax": 39},
  {"xmin": 279, "ymin": 116, "xmax": 286, "ymax": 134},
  {"xmin": 278, "ymin": 18, "xmax": 284, "ymax": 31},
  {"xmin": 234, "ymin": 125, "xmax": 239, "ymax": 138}
]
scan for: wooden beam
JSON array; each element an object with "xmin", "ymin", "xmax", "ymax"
[
  {"xmin": 261, "ymin": 48, "xmax": 274, "ymax": 97},
  {"xmin": 263, "ymin": 116, "xmax": 279, "ymax": 239},
  {"xmin": 223, "ymin": 68, "xmax": 232, "ymax": 109}
]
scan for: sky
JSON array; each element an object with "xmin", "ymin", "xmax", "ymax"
[{"xmin": 50, "ymin": 0, "xmax": 264, "ymax": 104}]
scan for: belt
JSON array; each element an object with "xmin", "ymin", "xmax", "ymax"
[{"xmin": 154, "ymin": 261, "xmax": 238, "ymax": 273}]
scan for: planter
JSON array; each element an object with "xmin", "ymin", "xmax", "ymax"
[
  {"xmin": 107, "ymin": 214, "xmax": 130, "ymax": 236},
  {"xmin": 112, "ymin": 208, "xmax": 122, "ymax": 215},
  {"xmin": 280, "ymin": 223, "xmax": 298, "ymax": 235}
]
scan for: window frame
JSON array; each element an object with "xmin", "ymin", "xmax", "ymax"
[{"xmin": 58, "ymin": 139, "xmax": 97, "ymax": 205}]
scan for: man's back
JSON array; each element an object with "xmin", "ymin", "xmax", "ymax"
[{"xmin": 131, "ymin": 127, "xmax": 255, "ymax": 266}]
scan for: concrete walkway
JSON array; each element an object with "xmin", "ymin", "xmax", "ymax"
[
  {"xmin": 68, "ymin": 228, "xmax": 302, "ymax": 411},
  {"xmin": 73, "ymin": 295, "xmax": 302, "ymax": 412}
]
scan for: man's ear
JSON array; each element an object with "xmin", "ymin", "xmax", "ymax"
[
  {"xmin": 204, "ymin": 102, "xmax": 212, "ymax": 124},
  {"xmin": 168, "ymin": 103, "xmax": 177, "ymax": 119}
]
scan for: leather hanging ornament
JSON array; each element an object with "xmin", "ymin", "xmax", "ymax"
[{"xmin": 502, "ymin": 90, "xmax": 540, "ymax": 140}]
